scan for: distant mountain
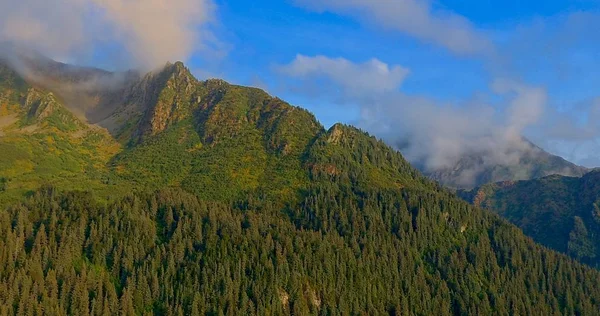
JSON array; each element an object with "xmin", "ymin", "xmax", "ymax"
[
  {"xmin": 1, "ymin": 55, "xmax": 600, "ymax": 314},
  {"xmin": 422, "ymin": 139, "xmax": 588, "ymax": 189},
  {"xmin": 459, "ymin": 170, "xmax": 600, "ymax": 266}
]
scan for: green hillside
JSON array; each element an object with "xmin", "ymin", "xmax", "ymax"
[
  {"xmin": 460, "ymin": 171, "xmax": 600, "ymax": 267},
  {"xmin": 0, "ymin": 62, "xmax": 126, "ymax": 205},
  {"xmin": 1, "ymin": 59, "xmax": 600, "ymax": 314}
]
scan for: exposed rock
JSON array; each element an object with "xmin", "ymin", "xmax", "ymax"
[
  {"xmin": 279, "ymin": 289, "xmax": 289, "ymax": 309},
  {"xmin": 327, "ymin": 123, "xmax": 344, "ymax": 144}
]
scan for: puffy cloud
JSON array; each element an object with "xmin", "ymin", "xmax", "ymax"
[
  {"xmin": 277, "ymin": 55, "xmax": 550, "ymax": 174},
  {"xmin": 492, "ymin": 79, "xmax": 547, "ymax": 140},
  {"xmin": 294, "ymin": 0, "xmax": 493, "ymax": 56},
  {"xmin": 0, "ymin": 0, "xmax": 216, "ymax": 69},
  {"xmin": 277, "ymin": 54, "xmax": 410, "ymax": 97},
  {"xmin": 277, "ymin": 7, "xmax": 600, "ymax": 169}
]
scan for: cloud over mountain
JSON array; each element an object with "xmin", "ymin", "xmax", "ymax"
[
  {"xmin": 278, "ymin": 55, "xmax": 549, "ymax": 171},
  {"xmin": 284, "ymin": 3, "xmax": 600, "ymax": 173},
  {"xmin": 0, "ymin": 0, "xmax": 216, "ymax": 69}
]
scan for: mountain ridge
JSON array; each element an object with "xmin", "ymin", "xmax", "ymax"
[
  {"xmin": 421, "ymin": 137, "xmax": 588, "ymax": 189},
  {"xmin": 1, "ymin": 55, "xmax": 600, "ymax": 314}
]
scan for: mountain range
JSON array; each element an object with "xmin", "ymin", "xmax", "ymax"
[
  {"xmin": 421, "ymin": 139, "xmax": 589, "ymax": 189},
  {"xmin": 1, "ymin": 53, "xmax": 600, "ymax": 314}
]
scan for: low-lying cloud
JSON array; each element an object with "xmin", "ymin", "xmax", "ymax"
[
  {"xmin": 286, "ymin": 2, "xmax": 600, "ymax": 178},
  {"xmin": 277, "ymin": 55, "xmax": 568, "ymax": 179},
  {"xmin": 0, "ymin": 0, "xmax": 216, "ymax": 69}
]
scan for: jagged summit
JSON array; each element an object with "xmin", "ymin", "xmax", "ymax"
[
  {"xmin": 0, "ymin": 55, "xmax": 322, "ymax": 146},
  {"xmin": 0, "ymin": 56, "xmax": 325, "ymax": 200},
  {"xmin": 2, "ymin": 55, "xmax": 587, "ymax": 198}
]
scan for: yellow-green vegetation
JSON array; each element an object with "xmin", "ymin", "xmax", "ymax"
[
  {"xmin": 0, "ymin": 65, "xmax": 130, "ymax": 204},
  {"xmin": 307, "ymin": 123, "xmax": 430, "ymax": 191},
  {"xmin": 114, "ymin": 71, "xmax": 324, "ymax": 204},
  {"xmin": 0, "ymin": 126, "xmax": 128, "ymax": 205}
]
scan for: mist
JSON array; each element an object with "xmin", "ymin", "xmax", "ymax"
[
  {"xmin": 358, "ymin": 79, "xmax": 546, "ymax": 168},
  {"xmin": 0, "ymin": 0, "xmax": 216, "ymax": 127},
  {"xmin": 0, "ymin": 0, "xmax": 215, "ymax": 70},
  {"xmin": 278, "ymin": 52, "xmax": 598, "ymax": 187}
]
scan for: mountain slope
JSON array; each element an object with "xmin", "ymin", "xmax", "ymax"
[
  {"xmin": 0, "ymin": 61, "xmax": 125, "ymax": 204},
  {"xmin": 1, "ymin": 58, "xmax": 600, "ymax": 314},
  {"xmin": 113, "ymin": 68, "xmax": 324, "ymax": 202},
  {"xmin": 423, "ymin": 139, "xmax": 588, "ymax": 189},
  {"xmin": 460, "ymin": 171, "xmax": 600, "ymax": 266}
]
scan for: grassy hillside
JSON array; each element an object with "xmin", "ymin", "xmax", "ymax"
[{"xmin": 0, "ymin": 63, "xmax": 129, "ymax": 205}]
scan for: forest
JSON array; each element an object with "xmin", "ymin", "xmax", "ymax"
[{"xmin": 1, "ymin": 59, "xmax": 599, "ymax": 315}]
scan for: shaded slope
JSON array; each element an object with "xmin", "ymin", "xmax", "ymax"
[
  {"xmin": 459, "ymin": 170, "xmax": 600, "ymax": 266},
  {"xmin": 1, "ymin": 51, "xmax": 139, "ymax": 129}
]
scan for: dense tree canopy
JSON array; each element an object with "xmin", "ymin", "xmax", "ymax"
[
  {"xmin": 461, "ymin": 171, "xmax": 600, "ymax": 267},
  {"xmin": 2, "ymin": 184, "xmax": 600, "ymax": 315}
]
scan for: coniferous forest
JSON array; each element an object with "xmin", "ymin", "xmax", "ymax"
[{"xmin": 0, "ymin": 58, "xmax": 599, "ymax": 315}]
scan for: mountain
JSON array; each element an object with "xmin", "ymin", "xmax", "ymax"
[
  {"xmin": 459, "ymin": 170, "xmax": 600, "ymax": 267},
  {"xmin": 1, "ymin": 56, "xmax": 600, "ymax": 314},
  {"xmin": 422, "ymin": 139, "xmax": 588, "ymax": 189},
  {"xmin": 0, "ymin": 59, "xmax": 125, "ymax": 205}
]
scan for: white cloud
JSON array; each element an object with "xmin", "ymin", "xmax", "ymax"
[
  {"xmin": 492, "ymin": 79, "xmax": 547, "ymax": 140},
  {"xmin": 294, "ymin": 0, "xmax": 493, "ymax": 56},
  {"xmin": 0, "ymin": 0, "xmax": 217, "ymax": 69},
  {"xmin": 278, "ymin": 7, "xmax": 600, "ymax": 170},
  {"xmin": 277, "ymin": 55, "xmax": 410, "ymax": 97},
  {"xmin": 277, "ymin": 55, "xmax": 550, "ymax": 174}
]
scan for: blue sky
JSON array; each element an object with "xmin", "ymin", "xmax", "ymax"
[
  {"xmin": 182, "ymin": 0, "xmax": 600, "ymax": 167},
  {"xmin": 199, "ymin": 0, "xmax": 600, "ymax": 105},
  {"xmin": 3, "ymin": 0, "xmax": 600, "ymax": 168}
]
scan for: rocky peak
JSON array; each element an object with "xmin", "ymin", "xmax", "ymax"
[
  {"xmin": 327, "ymin": 123, "xmax": 346, "ymax": 144},
  {"xmin": 23, "ymin": 88, "xmax": 86, "ymax": 132},
  {"xmin": 131, "ymin": 62, "xmax": 200, "ymax": 141},
  {"xmin": 325, "ymin": 123, "xmax": 369, "ymax": 146},
  {"xmin": 162, "ymin": 61, "xmax": 196, "ymax": 87}
]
